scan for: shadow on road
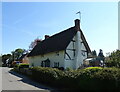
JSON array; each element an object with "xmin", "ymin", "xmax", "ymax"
[
  {"xmin": 8, "ymin": 70, "xmax": 75, "ymax": 92},
  {"xmin": 8, "ymin": 70, "xmax": 62, "ymax": 92}
]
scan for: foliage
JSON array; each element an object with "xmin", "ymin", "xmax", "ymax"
[
  {"xmin": 12, "ymin": 66, "xmax": 120, "ymax": 91},
  {"xmin": 2, "ymin": 54, "xmax": 12, "ymax": 66},
  {"xmin": 13, "ymin": 64, "xmax": 31, "ymax": 75},
  {"xmin": 0, "ymin": 55, "xmax": 2, "ymax": 67},
  {"xmin": 98, "ymin": 49, "xmax": 105, "ymax": 61},
  {"xmin": 29, "ymin": 38, "xmax": 42, "ymax": 50},
  {"xmin": 84, "ymin": 67, "xmax": 102, "ymax": 72},
  {"xmin": 11, "ymin": 48, "xmax": 25, "ymax": 61},
  {"xmin": 91, "ymin": 50, "xmax": 97, "ymax": 58},
  {"xmin": 18, "ymin": 63, "xmax": 29, "ymax": 68},
  {"xmin": 2, "ymin": 54, "xmax": 11, "ymax": 64},
  {"xmin": 89, "ymin": 49, "xmax": 105, "ymax": 67},
  {"xmin": 30, "ymin": 67, "xmax": 64, "ymax": 85},
  {"xmin": 105, "ymin": 50, "xmax": 120, "ymax": 68}
]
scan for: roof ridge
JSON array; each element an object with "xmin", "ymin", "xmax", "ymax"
[
  {"xmin": 27, "ymin": 26, "xmax": 77, "ymax": 57},
  {"xmin": 41, "ymin": 26, "xmax": 75, "ymax": 42}
]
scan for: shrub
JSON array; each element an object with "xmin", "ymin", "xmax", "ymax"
[
  {"xmin": 12, "ymin": 63, "xmax": 29, "ymax": 74},
  {"xmin": 12, "ymin": 66, "xmax": 120, "ymax": 91},
  {"xmin": 83, "ymin": 67, "xmax": 102, "ymax": 74},
  {"xmin": 58, "ymin": 69, "xmax": 80, "ymax": 88},
  {"xmin": 92, "ymin": 67, "xmax": 120, "ymax": 90},
  {"xmin": 18, "ymin": 63, "xmax": 29, "ymax": 68},
  {"xmin": 105, "ymin": 50, "xmax": 120, "ymax": 68},
  {"xmin": 77, "ymin": 67, "xmax": 120, "ymax": 90},
  {"xmin": 18, "ymin": 64, "xmax": 29, "ymax": 73},
  {"xmin": 30, "ymin": 67, "xmax": 64, "ymax": 85},
  {"xmin": 12, "ymin": 67, "xmax": 19, "ymax": 73}
]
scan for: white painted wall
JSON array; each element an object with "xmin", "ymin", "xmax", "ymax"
[
  {"xmin": 73, "ymin": 31, "xmax": 82, "ymax": 69},
  {"xmin": 64, "ymin": 36, "xmax": 75, "ymax": 69},
  {"xmin": 65, "ymin": 31, "xmax": 88, "ymax": 69},
  {"xmin": 81, "ymin": 43, "xmax": 87, "ymax": 61},
  {"xmin": 28, "ymin": 31, "xmax": 88, "ymax": 70},
  {"xmin": 28, "ymin": 51, "xmax": 65, "ymax": 68}
]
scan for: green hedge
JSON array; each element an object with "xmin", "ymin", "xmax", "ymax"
[
  {"xmin": 30, "ymin": 67, "xmax": 64, "ymax": 85},
  {"xmin": 18, "ymin": 63, "xmax": 29, "ymax": 68},
  {"xmin": 12, "ymin": 63, "xmax": 29, "ymax": 74},
  {"xmin": 76, "ymin": 67, "xmax": 120, "ymax": 91},
  {"xmin": 30, "ymin": 67, "xmax": 120, "ymax": 90},
  {"xmin": 13, "ymin": 66, "xmax": 120, "ymax": 91}
]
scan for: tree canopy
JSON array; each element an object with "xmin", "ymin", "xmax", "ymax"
[
  {"xmin": 91, "ymin": 50, "xmax": 97, "ymax": 58},
  {"xmin": 2, "ymin": 54, "xmax": 12, "ymax": 64},
  {"xmin": 11, "ymin": 48, "xmax": 25, "ymax": 61},
  {"xmin": 105, "ymin": 50, "xmax": 120, "ymax": 68},
  {"xmin": 29, "ymin": 38, "xmax": 42, "ymax": 50}
]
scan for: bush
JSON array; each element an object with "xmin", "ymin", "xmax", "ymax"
[
  {"xmin": 76, "ymin": 67, "xmax": 120, "ymax": 91},
  {"xmin": 12, "ymin": 66, "xmax": 120, "ymax": 91},
  {"xmin": 83, "ymin": 67, "xmax": 102, "ymax": 74},
  {"xmin": 30, "ymin": 67, "xmax": 64, "ymax": 85},
  {"xmin": 105, "ymin": 50, "xmax": 120, "ymax": 68},
  {"xmin": 12, "ymin": 63, "xmax": 29, "ymax": 74},
  {"xmin": 92, "ymin": 67, "xmax": 120, "ymax": 90},
  {"xmin": 18, "ymin": 63, "xmax": 29, "ymax": 68}
]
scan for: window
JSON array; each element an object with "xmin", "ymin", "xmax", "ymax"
[
  {"xmin": 54, "ymin": 62, "xmax": 59, "ymax": 67},
  {"xmin": 41, "ymin": 59, "xmax": 50, "ymax": 67}
]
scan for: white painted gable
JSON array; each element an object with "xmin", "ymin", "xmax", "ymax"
[{"xmin": 28, "ymin": 19, "xmax": 90, "ymax": 70}]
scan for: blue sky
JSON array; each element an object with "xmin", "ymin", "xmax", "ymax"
[{"xmin": 2, "ymin": 2, "xmax": 118, "ymax": 56}]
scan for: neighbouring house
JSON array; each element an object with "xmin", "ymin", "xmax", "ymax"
[
  {"xmin": 83, "ymin": 57, "xmax": 104, "ymax": 67},
  {"xmin": 18, "ymin": 54, "xmax": 29, "ymax": 64},
  {"xmin": 27, "ymin": 19, "xmax": 91, "ymax": 69}
]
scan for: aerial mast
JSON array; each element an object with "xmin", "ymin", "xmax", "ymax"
[{"xmin": 76, "ymin": 11, "xmax": 81, "ymax": 21}]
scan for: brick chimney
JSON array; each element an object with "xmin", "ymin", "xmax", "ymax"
[
  {"xmin": 45, "ymin": 35, "xmax": 50, "ymax": 39},
  {"xmin": 75, "ymin": 19, "xmax": 80, "ymax": 31},
  {"xmin": 36, "ymin": 40, "xmax": 41, "ymax": 44}
]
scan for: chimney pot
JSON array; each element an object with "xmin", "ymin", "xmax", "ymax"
[
  {"xmin": 45, "ymin": 35, "xmax": 50, "ymax": 39},
  {"xmin": 75, "ymin": 19, "xmax": 80, "ymax": 31}
]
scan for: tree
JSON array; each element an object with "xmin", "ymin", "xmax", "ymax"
[
  {"xmin": 91, "ymin": 50, "xmax": 97, "ymax": 58},
  {"xmin": 2, "ymin": 54, "xmax": 12, "ymax": 66},
  {"xmin": 29, "ymin": 38, "xmax": 42, "ymax": 50},
  {"xmin": 0, "ymin": 55, "xmax": 2, "ymax": 66},
  {"xmin": 105, "ymin": 50, "xmax": 120, "ymax": 68},
  {"xmin": 98, "ymin": 49, "xmax": 105, "ymax": 61},
  {"xmin": 98, "ymin": 49, "xmax": 105, "ymax": 67},
  {"xmin": 11, "ymin": 48, "xmax": 25, "ymax": 61}
]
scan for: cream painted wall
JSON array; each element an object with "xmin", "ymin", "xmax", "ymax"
[
  {"xmin": 28, "ymin": 31, "xmax": 88, "ymax": 69},
  {"xmin": 28, "ymin": 51, "xmax": 65, "ymax": 68}
]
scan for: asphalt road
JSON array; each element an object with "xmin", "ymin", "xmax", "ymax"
[{"xmin": 2, "ymin": 67, "xmax": 55, "ymax": 91}]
